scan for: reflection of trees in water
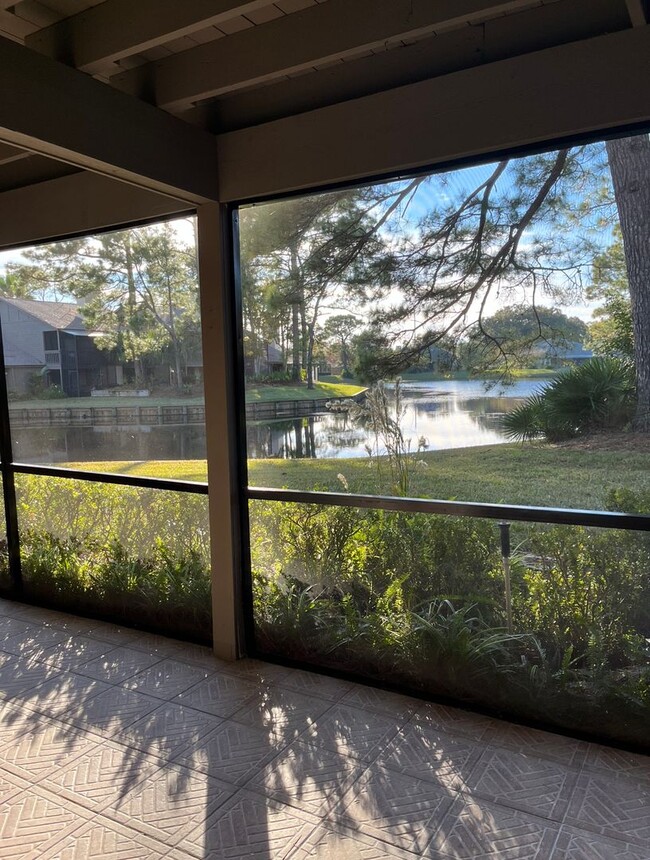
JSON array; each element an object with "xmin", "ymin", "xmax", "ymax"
[
  {"xmin": 246, "ymin": 391, "xmax": 533, "ymax": 459},
  {"xmin": 14, "ymin": 424, "xmax": 207, "ymax": 464},
  {"xmin": 466, "ymin": 397, "xmax": 528, "ymax": 433},
  {"xmin": 247, "ymin": 417, "xmax": 321, "ymax": 459}
]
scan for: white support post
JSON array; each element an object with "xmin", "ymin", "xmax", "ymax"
[{"xmin": 196, "ymin": 202, "xmax": 243, "ymax": 660}]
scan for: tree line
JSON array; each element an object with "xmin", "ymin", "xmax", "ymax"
[{"xmin": 240, "ymin": 132, "xmax": 649, "ymax": 428}]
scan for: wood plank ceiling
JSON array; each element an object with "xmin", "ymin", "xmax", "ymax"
[{"xmin": 0, "ymin": 0, "xmax": 645, "ymax": 193}]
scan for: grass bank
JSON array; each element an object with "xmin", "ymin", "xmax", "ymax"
[
  {"xmin": 244, "ymin": 381, "xmax": 365, "ymax": 402},
  {"xmin": 63, "ymin": 441, "xmax": 650, "ymax": 510}
]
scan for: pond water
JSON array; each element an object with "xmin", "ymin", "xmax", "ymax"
[
  {"xmin": 11, "ymin": 379, "xmax": 547, "ymax": 466},
  {"xmin": 246, "ymin": 378, "xmax": 547, "ymax": 460}
]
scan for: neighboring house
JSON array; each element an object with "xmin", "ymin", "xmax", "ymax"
[
  {"xmin": 244, "ymin": 338, "xmax": 286, "ymax": 377},
  {"xmin": 0, "ymin": 296, "xmax": 122, "ymax": 396},
  {"xmin": 542, "ymin": 341, "xmax": 595, "ymax": 367}
]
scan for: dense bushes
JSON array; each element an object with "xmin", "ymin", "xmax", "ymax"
[
  {"xmin": 250, "ymin": 500, "xmax": 650, "ymax": 747},
  {"xmin": 1, "ymin": 476, "xmax": 212, "ymax": 643}
]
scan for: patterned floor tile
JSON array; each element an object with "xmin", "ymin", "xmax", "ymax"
[
  {"xmin": 41, "ymin": 737, "xmax": 163, "ymax": 811},
  {"xmin": 583, "ymin": 743, "xmax": 650, "ymax": 783},
  {"xmin": 158, "ymin": 641, "xmax": 226, "ymax": 671},
  {"xmin": 38, "ymin": 816, "xmax": 171, "ymax": 860},
  {"xmin": 290, "ymin": 822, "xmax": 423, "ymax": 859},
  {"xmin": 60, "ymin": 686, "xmax": 161, "ymax": 737},
  {"xmin": 176, "ymin": 720, "xmax": 284, "ymax": 785},
  {"xmin": 177, "ymin": 788, "xmax": 319, "ymax": 859},
  {"xmin": 174, "ymin": 718, "xmax": 286, "ymax": 785},
  {"xmin": 106, "ymin": 760, "xmax": 235, "ymax": 843},
  {"xmin": 121, "ymin": 701, "xmax": 222, "ymax": 760},
  {"xmin": 220, "ymin": 658, "xmax": 292, "ymax": 685},
  {"xmin": 0, "ymin": 700, "xmax": 34, "ymax": 744},
  {"xmin": 127, "ymin": 632, "xmax": 205, "ymax": 658},
  {"xmin": 123, "ymin": 658, "xmax": 213, "ymax": 700},
  {"xmin": 304, "ymin": 703, "xmax": 403, "ymax": 762},
  {"xmin": 0, "ymin": 617, "xmax": 39, "ymax": 647},
  {"xmin": 74, "ymin": 647, "xmax": 162, "ymax": 684},
  {"xmin": 0, "ymin": 786, "xmax": 93, "ymax": 859},
  {"xmin": 0, "ymin": 768, "xmax": 29, "ymax": 803},
  {"xmin": 409, "ymin": 701, "xmax": 496, "ymax": 741},
  {"xmin": 466, "ymin": 747, "xmax": 579, "ymax": 822},
  {"xmin": 0, "ymin": 717, "xmax": 96, "ymax": 781},
  {"xmin": 377, "ymin": 723, "xmax": 483, "ymax": 790},
  {"xmin": 553, "ymin": 825, "xmax": 650, "ymax": 860},
  {"xmin": 278, "ymin": 669, "xmax": 353, "ymax": 702},
  {"xmin": 0, "ymin": 598, "xmax": 19, "ymax": 617},
  {"xmin": 1, "ymin": 624, "xmax": 70, "ymax": 658},
  {"xmin": 36, "ymin": 635, "xmax": 118, "ymax": 670},
  {"xmin": 426, "ymin": 795, "xmax": 560, "ymax": 859},
  {"xmin": 250, "ymin": 740, "xmax": 364, "ymax": 816},
  {"xmin": 0, "ymin": 654, "xmax": 62, "ymax": 700},
  {"xmin": 340, "ymin": 686, "xmax": 416, "ymax": 722},
  {"xmin": 16, "ymin": 672, "xmax": 112, "ymax": 720},
  {"xmin": 82, "ymin": 621, "xmax": 144, "ymax": 645},
  {"xmin": 481, "ymin": 722, "xmax": 590, "ymax": 768},
  {"xmin": 565, "ymin": 771, "xmax": 650, "ymax": 848},
  {"xmin": 231, "ymin": 686, "xmax": 333, "ymax": 741},
  {"xmin": 334, "ymin": 763, "xmax": 455, "ymax": 853},
  {"xmin": 174, "ymin": 672, "xmax": 260, "ymax": 718}
]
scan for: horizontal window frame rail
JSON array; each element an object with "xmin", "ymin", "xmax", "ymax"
[
  {"xmin": 247, "ymin": 486, "xmax": 650, "ymax": 532},
  {"xmin": 11, "ymin": 462, "xmax": 209, "ymax": 495}
]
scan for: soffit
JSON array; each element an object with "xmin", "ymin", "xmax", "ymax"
[{"xmin": 0, "ymin": 0, "xmax": 643, "ymax": 195}]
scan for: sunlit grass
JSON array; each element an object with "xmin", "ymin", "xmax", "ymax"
[
  {"xmin": 63, "ymin": 442, "xmax": 650, "ymax": 510},
  {"xmin": 244, "ymin": 381, "xmax": 366, "ymax": 402}
]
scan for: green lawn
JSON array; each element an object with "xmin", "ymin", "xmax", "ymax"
[
  {"xmin": 63, "ymin": 442, "xmax": 650, "ymax": 511},
  {"xmin": 244, "ymin": 381, "xmax": 366, "ymax": 402},
  {"xmin": 8, "ymin": 395, "xmax": 205, "ymax": 409}
]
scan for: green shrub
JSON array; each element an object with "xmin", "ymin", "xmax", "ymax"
[{"xmin": 502, "ymin": 357, "xmax": 635, "ymax": 442}]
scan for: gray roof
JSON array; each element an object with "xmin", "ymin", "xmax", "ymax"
[{"xmin": 1, "ymin": 296, "xmax": 85, "ymax": 331}]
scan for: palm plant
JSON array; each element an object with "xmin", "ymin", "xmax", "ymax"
[{"xmin": 502, "ymin": 357, "xmax": 635, "ymax": 442}]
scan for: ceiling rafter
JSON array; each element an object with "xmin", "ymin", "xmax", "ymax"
[
  {"xmin": 0, "ymin": 142, "xmax": 31, "ymax": 165},
  {"xmin": 110, "ymin": 0, "xmax": 558, "ymax": 112},
  {"xmin": 26, "ymin": 0, "xmax": 274, "ymax": 74},
  {"xmin": 0, "ymin": 34, "xmax": 219, "ymax": 203},
  {"xmin": 0, "ymin": 172, "xmax": 191, "ymax": 250}
]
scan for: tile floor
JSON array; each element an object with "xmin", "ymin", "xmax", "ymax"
[{"xmin": 0, "ymin": 597, "xmax": 648, "ymax": 859}]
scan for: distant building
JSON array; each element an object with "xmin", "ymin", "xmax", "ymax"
[
  {"xmin": 0, "ymin": 296, "xmax": 123, "ymax": 396},
  {"xmin": 543, "ymin": 341, "xmax": 595, "ymax": 367}
]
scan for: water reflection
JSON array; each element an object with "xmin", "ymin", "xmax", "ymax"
[
  {"xmin": 11, "ymin": 379, "xmax": 547, "ymax": 465},
  {"xmin": 12, "ymin": 424, "xmax": 207, "ymax": 465},
  {"xmin": 248, "ymin": 379, "xmax": 546, "ymax": 459}
]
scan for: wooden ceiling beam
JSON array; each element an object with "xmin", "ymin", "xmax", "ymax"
[
  {"xmin": 0, "ymin": 142, "xmax": 31, "ymax": 166},
  {"xmin": 216, "ymin": 26, "xmax": 650, "ymax": 202},
  {"xmin": 0, "ymin": 171, "xmax": 192, "ymax": 250},
  {"xmin": 26, "ymin": 0, "xmax": 273, "ymax": 74},
  {"xmin": 186, "ymin": 0, "xmax": 626, "ymax": 133},
  {"xmin": 0, "ymin": 35, "xmax": 219, "ymax": 203},
  {"xmin": 111, "ymin": 0, "xmax": 554, "ymax": 112}
]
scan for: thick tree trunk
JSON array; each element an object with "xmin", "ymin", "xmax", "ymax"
[{"xmin": 606, "ymin": 135, "xmax": 650, "ymax": 431}]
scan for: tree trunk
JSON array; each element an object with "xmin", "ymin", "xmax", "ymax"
[
  {"xmin": 606, "ymin": 135, "xmax": 650, "ymax": 431},
  {"xmin": 125, "ymin": 238, "xmax": 145, "ymax": 387},
  {"xmin": 291, "ymin": 302, "xmax": 301, "ymax": 382}
]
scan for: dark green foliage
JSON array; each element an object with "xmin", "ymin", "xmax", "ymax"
[
  {"xmin": 502, "ymin": 357, "xmax": 635, "ymax": 441},
  {"xmin": 3, "ymin": 475, "xmax": 212, "ymax": 644},
  {"xmin": 250, "ymin": 500, "xmax": 650, "ymax": 748},
  {"xmin": 19, "ymin": 531, "xmax": 211, "ymax": 643}
]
